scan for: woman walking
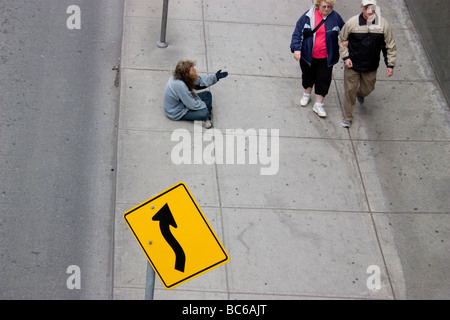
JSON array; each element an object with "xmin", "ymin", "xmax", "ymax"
[{"xmin": 290, "ymin": 0, "xmax": 345, "ymax": 118}]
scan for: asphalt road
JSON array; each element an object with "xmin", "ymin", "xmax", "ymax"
[{"xmin": 0, "ymin": 0, "xmax": 123, "ymax": 299}]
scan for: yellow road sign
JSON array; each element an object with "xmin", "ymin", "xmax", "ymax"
[{"xmin": 123, "ymin": 182, "xmax": 229, "ymax": 289}]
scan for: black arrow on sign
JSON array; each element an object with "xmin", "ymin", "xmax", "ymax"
[{"xmin": 152, "ymin": 203, "xmax": 186, "ymax": 272}]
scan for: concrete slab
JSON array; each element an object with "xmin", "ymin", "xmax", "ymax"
[
  {"xmin": 121, "ymin": 16, "xmax": 207, "ymax": 71},
  {"xmin": 221, "ymin": 208, "xmax": 393, "ymax": 299},
  {"xmin": 205, "ymin": 21, "xmax": 295, "ymax": 77},
  {"xmin": 228, "ymin": 293, "xmax": 331, "ymax": 300},
  {"xmin": 155, "ymin": 288, "xmax": 228, "ymax": 299},
  {"xmin": 118, "ymin": 69, "xmax": 180, "ymax": 131},
  {"xmin": 116, "ymin": 129, "xmax": 220, "ymax": 206},
  {"xmin": 216, "ymin": 137, "xmax": 368, "ymax": 212},
  {"xmin": 204, "ymin": 0, "xmax": 306, "ymax": 25},
  {"xmin": 406, "ymin": 0, "xmax": 450, "ymax": 104},
  {"xmin": 354, "ymin": 141, "xmax": 450, "ymax": 213},
  {"xmin": 374, "ymin": 213, "xmax": 450, "ymax": 299},
  {"xmin": 124, "ymin": 0, "xmax": 203, "ymax": 20},
  {"xmin": 114, "ymin": 203, "xmax": 148, "ymax": 290},
  {"xmin": 113, "ymin": 287, "xmax": 145, "ymax": 300},
  {"xmin": 370, "ymin": 212, "xmax": 407, "ymax": 300}
]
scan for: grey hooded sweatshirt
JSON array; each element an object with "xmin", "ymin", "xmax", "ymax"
[{"xmin": 164, "ymin": 74, "xmax": 218, "ymax": 120}]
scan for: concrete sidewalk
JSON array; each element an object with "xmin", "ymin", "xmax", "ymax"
[{"xmin": 113, "ymin": 0, "xmax": 450, "ymax": 300}]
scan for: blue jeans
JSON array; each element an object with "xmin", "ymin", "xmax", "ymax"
[{"xmin": 181, "ymin": 91, "xmax": 212, "ymax": 121}]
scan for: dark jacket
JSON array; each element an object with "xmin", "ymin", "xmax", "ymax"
[
  {"xmin": 290, "ymin": 6, "xmax": 345, "ymax": 68},
  {"xmin": 339, "ymin": 13, "xmax": 397, "ymax": 72}
]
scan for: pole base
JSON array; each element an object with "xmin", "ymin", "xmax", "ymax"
[{"xmin": 157, "ymin": 41, "xmax": 168, "ymax": 48}]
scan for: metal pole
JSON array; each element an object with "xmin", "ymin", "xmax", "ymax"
[
  {"xmin": 144, "ymin": 261, "xmax": 156, "ymax": 300},
  {"xmin": 157, "ymin": 0, "xmax": 169, "ymax": 48}
]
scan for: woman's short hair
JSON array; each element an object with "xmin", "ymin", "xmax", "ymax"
[{"xmin": 314, "ymin": 0, "xmax": 335, "ymax": 9}]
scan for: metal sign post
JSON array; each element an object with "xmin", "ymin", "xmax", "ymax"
[
  {"xmin": 145, "ymin": 261, "xmax": 156, "ymax": 300},
  {"xmin": 157, "ymin": 0, "xmax": 169, "ymax": 48}
]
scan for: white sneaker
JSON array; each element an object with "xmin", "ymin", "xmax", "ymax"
[
  {"xmin": 313, "ymin": 102, "xmax": 327, "ymax": 118},
  {"xmin": 300, "ymin": 93, "xmax": 311, "ymax": 107}
]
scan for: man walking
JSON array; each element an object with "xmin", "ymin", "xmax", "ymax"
[{"xmin": 338, "ymin": 0, "xmax": 396, "ymax": 128}]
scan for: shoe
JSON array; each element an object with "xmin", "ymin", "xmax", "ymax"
[
  {"xmin": 313, "ymin": 103, "xmax": 327, "ymax": 118},
  {"xmin": 202, "ymin": 119, "xmax": 213, "ymax": 129},
  {"xmin": 341, "ymin": 119, "xmax": 351, "ymax": 128},
  {"xmin": 300, "ymin": 93, "xmax": 311, "ymax": 107},
  {"xmin": 357, "ymin": 96, "xmax": 364, "ymax": 104}
]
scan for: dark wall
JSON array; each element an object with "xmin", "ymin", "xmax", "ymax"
[{"xmin": 405, "ymin": 0, "xmax": 450, "ymax": 104}]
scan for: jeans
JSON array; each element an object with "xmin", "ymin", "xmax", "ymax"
[{"xmin": 181, "ymin": 91, "xmax": 213, "ymax": 121}]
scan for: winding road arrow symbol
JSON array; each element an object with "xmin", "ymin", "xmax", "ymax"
[{"xmin": 152, "ymin": 203, "xmax": 186, "ymax": 272}]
